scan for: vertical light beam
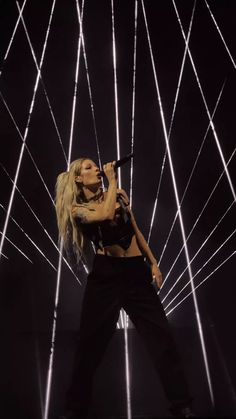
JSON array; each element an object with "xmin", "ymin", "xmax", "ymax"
[
  {"xmin": 111, "ymin": 0, "xmax": 124, "ymax": 329},
  {"xmin": 124, "ymin": 322, "xmax": 132, "ymax": 419},
  {"xmin": 141, "ymin": 0, "xmax": 214, "ymax": 406},
  {"xmin": 111, "ymin": 0, "xmax": 121, "ymax": 187},
  {"xmin": 76, "ymin": 1, "xmax": 103, "ymax": 173},
  {"xmin": 67, "ymin": 0, "xmax": 84, "ymax": 166},
  {"xmin": 129, "ymin": 0, "xmax": 138, "ymax": 209},
  {"xmin": 43, "ymin": 241, "xmax": 64, "ymax": 419},
  {"xmin": 111, "ymin": 2, "xmax": 131, "ymax": 418},
  {"xmin": 43, "ymin": 2, "xmax": 85, "ymax": 418}
]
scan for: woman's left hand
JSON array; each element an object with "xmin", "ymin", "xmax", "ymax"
[{"xmin": 151, "ymin": 263, "xmax": 163, "ymax": 289}]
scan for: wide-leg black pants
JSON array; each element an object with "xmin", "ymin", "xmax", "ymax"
[{"xmin": 66, "ymin": 254, "xmax": 191, "ymax": 417}]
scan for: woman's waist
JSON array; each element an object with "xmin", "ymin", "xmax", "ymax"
[
  {"xmin": 92, "ymin": 252, "xmax": 146, "ymax": 276},
  {"xmin": 97, "ymin": 234, "xmax": 141, "ymax": 256}
]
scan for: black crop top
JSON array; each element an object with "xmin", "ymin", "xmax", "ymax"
[{"xmin": 79, "ymin": 193, "xmax": 135, "ymax": 250}]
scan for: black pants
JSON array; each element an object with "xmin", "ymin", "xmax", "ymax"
[{"xmin": 66, "ymin": 255, "xmax": 191, "ymax": 417}]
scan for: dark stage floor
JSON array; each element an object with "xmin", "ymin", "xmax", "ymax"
[{"xmin": 2, "ymin": 326, "xmax": 236, "ymax": 419}]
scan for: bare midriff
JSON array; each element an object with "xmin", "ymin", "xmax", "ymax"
[{"xmin": 97, "ymin": 234, "xmax": 142, "ymax": 257}]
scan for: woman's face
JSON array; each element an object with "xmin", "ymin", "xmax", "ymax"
[{"xmin": 76, "ymin": 159, "xmax": 101, "ymax": 187}]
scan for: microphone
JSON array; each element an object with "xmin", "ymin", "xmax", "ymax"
[{"xmin": 99, "ymin": 153, "xmax": 133, "ymax": 177}]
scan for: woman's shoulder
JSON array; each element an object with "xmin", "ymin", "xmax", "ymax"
[{"xmin": 71, "ymin": 202, "xmax": 96, "ymax": 220}]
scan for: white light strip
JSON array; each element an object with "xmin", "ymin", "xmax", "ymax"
[
  {"xmin": 44, "ymin": 240, "xmax": 64, "ymax": 419},
  {"xmin": 0, "ymin": 95, "xmax": 88, "ymax": 278},
  {"xmin": 168, "ymin": 0, "xmax": 196, "ymax": 141},
  {"xmin": 0, "ymin": 1, "xmax": 56, "ymax": 262},
  {"xmin": 162, "ymin": 137, "xmax": 234, "ymax": 294},
  {"xmin": 76, "ymin": 1, "xmax": 103, "ymax": 173},
  {"xmin": 67, "ymin": 0, "xmax": 84, "ymax": 167},
  {"xmin": 111, "ymin": 0, "xmax": 124, "ymax": 329},
  {"xmin": 129, "ymin": 0, "xmax": 138, "ymax": 209},
  {"xmin": 111, "ymin": 0, "xmax": 121, "ymax": 187},
  {"xmin": 159, "ymin": 79, "xmax": 226, "ymax": 270},
  {"xmin": 0, "ymin": 231, "xmax": 33, "ymax": 263},
  {"xmin": 204, "ymin": 0, "xmax": 236, "ymax": 69},
  {"xmin": 15, "ymin": 1, "xmax": 67, "ymax": 164},
  {"xmin": 172, "ymin": 0, "xmax": 236, "ymax": 204},
  {"xmin": 44, "ymin": 2, "xmax": 85, "ymax": 417},
  {"xmin": 165, "ymin": 222, "xmax": 236, "ymax": 311},
  {"xmin": 120, "ymin": 310, "xmax": 124, "ymax": 329},
  {"xmin": 147, "ymin": 154, "xmax": 166, "ymax": 245},
  {"xmin": 3, "ymin": 2, "xmax": 88, "ymax": 278},
  {"xmin": 0, "ymin": 203, "xmax": 57, "ymax": 271},
  {"xmin": 0, "ymin": 163, "xmax": 81, "ymax": 282},
  {"xmin": 147, "ymin": 1, "xmax": 196, "ymax": 245},
  {"xmin": 141, "ymin": 0, "xmax": 214, "ymax": 406},
  {"xmin": 162, "ymin": 199, "xmax": 235, "ymax": 304},
  {"xmin": 0, "ymin": 252, "xmax": 8, "ymax": 260},
  {"xmin": 0, "ymin": 0, "xmax": 27, "ymax": 78},
  {"xmin": 0, "ymin": 91, "xmax": 54, "ymax": 205},
  {"xmin": 166, "ymin": 249, "xmax": 236, "ymax": 317},
  {"xmin": 124, "ymin": 314, "xmax": 132, "ymax": 419},
  {"xmin": 111, "ymin": 3, "xmax": 131, "ymax": 416}
]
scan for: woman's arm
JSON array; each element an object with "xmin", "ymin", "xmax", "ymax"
[
  {"xmin": 131, "ymin": 213, "xmax": 162, "ymax": 288},
  {"xmin": 119, "ymin": 188, "xmax": 162, "ymax": 288}
]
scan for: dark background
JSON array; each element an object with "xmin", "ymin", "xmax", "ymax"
[{"xmin": 0, "ymin": 0, "xmax": 236, "ymax": 418}]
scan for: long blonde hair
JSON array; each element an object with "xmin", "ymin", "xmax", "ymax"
[{"xmin": 55, "ymin": 158, "xmax": 89, "ymax": 260}]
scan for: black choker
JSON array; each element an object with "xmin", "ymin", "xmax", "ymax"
[{"xmin": 85, "ymin": 190, "xmax": 104, "ymax": 203}]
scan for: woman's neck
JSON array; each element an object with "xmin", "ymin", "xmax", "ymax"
[{"xmin": 82, "ymin": 186, "xmax": 104, "ymax": 203}]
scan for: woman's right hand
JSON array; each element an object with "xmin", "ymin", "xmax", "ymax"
[{"xmin": 103, "ymin": 161, "xmax": 117, "ymax": 183}]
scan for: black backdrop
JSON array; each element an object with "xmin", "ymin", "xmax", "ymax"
[{"xmin": 1, "ymin": 1, "xmax": 236, "ymax": 418}]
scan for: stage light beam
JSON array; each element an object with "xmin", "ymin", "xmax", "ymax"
[
  {"xmin": 204, "ymin": 0, "xmax": 236, "ymax": 70},
  {"xmin": 129, "ymin": 0, "xmax": 138, "ymax": 209},
  {"xmin": 43, "ymin": 2, "xmax": 85, "ymax": 418},
  {"xmin": 0, "ymin": 0, "xmax": 57, "ymax": 262},
  {"xmin": 0, "ymin": 0, "xmax": 27, "ymax": 78},
  {"xmin": 162, "ymin": 200, "xmax": 235, "ymax": 306},
  {"xmin": 159, "ymin": 79, "xmax": 227, "ymax": 278},
  {"xmin": 147, "ymin": 0, "xmax": 196, "ymax": 245},
  {"xmin": 166, "ymin": 249, "xmax": 236, "ymax": 317},
  {"xmin": 76, "ymin": 1, "xmax": 103, "ymax": 174},
  {"xmin": 1, "ymin": 164, "xmax": 82, "ymax": 282},
  {"xmin": 172, "ymin": 0, "xmax": 236, "ymax": 204},
  {"xmin": 142, "ymin": 0, "xmax": 214, "ymax": 406},
  {"xmin": 111, "ymin": 0, "xmax": 121, "ymax": 187},
  {"xmin": 0, "ymin": 203, "xmax": 57, "ymax": 271},
  {"xmin": 0, "ymin": 231, "xmax": 32, "ymax": 263},
  {"xmin": 16, "ymin": 1, "xmax": 67, "ymax": 164}
]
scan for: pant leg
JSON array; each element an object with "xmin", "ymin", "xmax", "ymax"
[
  {"xmin": 66, "ymin": 265, "xmax": 121, "ymax": 417},
  {"xmin": 121, "ymin": 259, "xmax": 191, "ymax": 410}
]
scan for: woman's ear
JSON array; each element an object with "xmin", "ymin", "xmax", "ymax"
[{"xmin": 75, "ymin": 175, "xmax": 82, "ymax": 184}]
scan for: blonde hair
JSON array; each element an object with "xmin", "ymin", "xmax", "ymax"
[{"xmin": 55, "ymin": 158, "xmax": 89, "ymax": 260}]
